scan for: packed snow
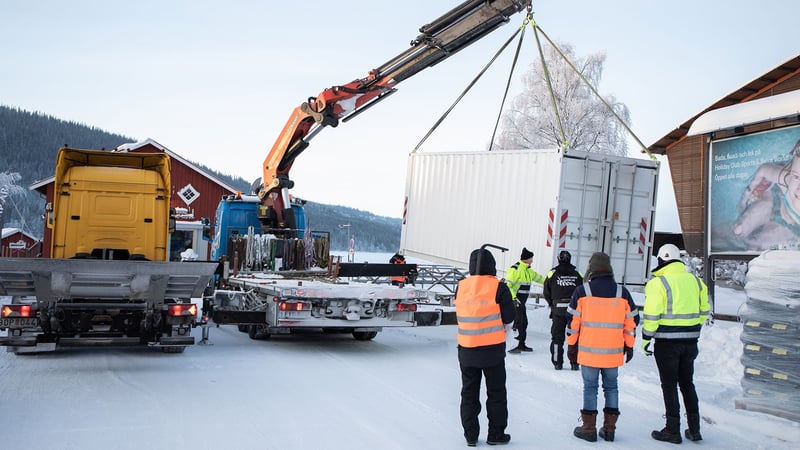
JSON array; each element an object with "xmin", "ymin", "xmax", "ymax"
[{"xmin": 1, "ymin": 253, "xmax": 798, "ymax": 449}]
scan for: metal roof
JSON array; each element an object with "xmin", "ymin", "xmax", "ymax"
[{"xmin": 648, "ymin": 54, "xmax": 800, "ymax": 154}]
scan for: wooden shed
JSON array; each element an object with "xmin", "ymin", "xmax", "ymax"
[{"xmin": 1, "ymin": 227, "xmax": 41, "ymax": 257}]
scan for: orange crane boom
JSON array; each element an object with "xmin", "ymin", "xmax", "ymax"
[{"xmin": 257, "ymin": 0, "xmax": 530, "ymax": 230}]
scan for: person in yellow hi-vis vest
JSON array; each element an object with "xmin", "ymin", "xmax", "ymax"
[
  {"xmin": 642, "ymin": 244, "xmax": 710, "ymax": 444},
  {"xmin": 455, "ymin": 247, "xmax": 515, "ymax": 447},
  {"xmin": 505, "ymin": 247, "xmax": 545, "ymax": 354}
]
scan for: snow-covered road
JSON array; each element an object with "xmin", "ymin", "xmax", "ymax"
[{"xmin": 1, "ymin": 304, "xmax": 797, "ymax": 450}]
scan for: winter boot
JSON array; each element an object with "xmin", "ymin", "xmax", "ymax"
[
  {"xmin": 684, "ymin": 413, "xmax": 702, "ymax": 441},
  {"xmin": 550, "ymin": 341, "xmax": 564, "ymax": 368},
  {"xmin": 486, "ymin": 433, "xmax": 511, "ymax": 445},
  {"xmin": 570, "ymin": 362, "xmax": 580, "ymax": 371},
  {"xmin": 651, "ymin": 416, "xmax": 682, "ymax": 444},
  {"xmin": 573, "ymin": 409, "xmax": 598, "ymax": 442},
  {"xmin": 507, "ymin": 345, "xmax": 523, "ymax": 354},
  {"xmin": 598, "ymin": 407, "xmax": 620, "ymax": 442},
  {"xmin": 519, "ymin": 343, "xmax": 533, "ymax": 352}
]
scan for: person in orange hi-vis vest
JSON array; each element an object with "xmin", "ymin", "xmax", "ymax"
[
  {"xmin": 389, "ymin": 252, "xmax": 408, "ymax": 286},
  {"xmin": 455, "ymin": 247, "xmax": 515, "ymax": 447},
  {"xmin": 566, "ymin": 252, "xmax": 639, "ymax": 443}
]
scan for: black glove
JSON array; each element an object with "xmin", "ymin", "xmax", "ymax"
[
  {"xmin": 567, "ymin": 344, "xmax": 578, "ymax": 363},
  {"xmin": 624, "ymin": 346, "xmax": 634, "ymax": 363}
]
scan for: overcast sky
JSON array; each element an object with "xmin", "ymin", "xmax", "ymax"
[{"xmin": 2, "ymin": 1, "xmax": 798, "ymax": 230}]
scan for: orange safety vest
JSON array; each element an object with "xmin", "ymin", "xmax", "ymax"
[
  {"xmin": 390, "ymin": 256, "xmax": 408, "ymax": 285},
  {"xmin": 567, "ymin": 283, "xmax": 636, "ymax": 368},
  {"xmin": 455, "ymin": 276, "xmax": 505, "ymax": 348}
]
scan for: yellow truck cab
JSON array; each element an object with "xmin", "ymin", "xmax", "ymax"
[{"xmin": 48, "ymin": 148, "xmax": 172, "ymax": 261}]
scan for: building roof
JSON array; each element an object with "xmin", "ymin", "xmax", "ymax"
[
  {"xmin": 648, "ymin": 54, "xmax": 800, "ymax": 154},
  {"xmin": 687, "ymin": 89, "xmax": 800, "ymax": 136},
  {"xmin": 1, "ymin": 227, "xmax": 39, "ymax": 241}
]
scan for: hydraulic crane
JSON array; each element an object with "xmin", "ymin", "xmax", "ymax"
[{"xmin": 255, "ymin": 0, "xmax": 531, "ymax": 231}]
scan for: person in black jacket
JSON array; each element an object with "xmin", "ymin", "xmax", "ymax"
[
  {"xmin": 543, "ymin": 251, "xmax": 583, "ymax": 370},
  {"xmin": 455, "ymin": 247, "xmax": 516, "ymax": 447}
]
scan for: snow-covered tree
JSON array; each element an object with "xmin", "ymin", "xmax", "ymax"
[
  {"xmin": 494, "ymin": 41, "xmax": 630, "ymax": 156},
  {"xmin": 0, "ymin": 171, "xmax": 26, "ymax": 229}
]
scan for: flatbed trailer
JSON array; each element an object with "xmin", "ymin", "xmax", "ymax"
[{"xmin": 207, "ymin": 270, "xmax": 448, "ymax": 340}]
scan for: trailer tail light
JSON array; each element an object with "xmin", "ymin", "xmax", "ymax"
[
  {"xmin": 396, "ymin": 303, "xmax": 417, "ymax": 312},
  {"xmin": 280, "ymin": 301, "xmax": 306, "ymax": 311},
  {"xmin": 168, "ymin": 304, "xmax": 197, "ymax": 317},
  {"xmin": 2, "ymin": 304, "xmax": 33, "ymax": 318}
]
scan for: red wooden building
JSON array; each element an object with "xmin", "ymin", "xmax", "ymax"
[
  {"xmin": 1, "ymin": 227, "xmax": 41, "ymax": 257},
  {"xmin": 30, "ymin": 138, "xmax": 239, "ymax": 260}
]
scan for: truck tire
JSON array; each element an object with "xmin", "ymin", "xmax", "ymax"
[
  {"xmin": 352, "ymin": 331, "xmax": 378, "ymax": 341},
  {"xmin": 162, "ymin": 346, "xmax": 187, "ymax": 354},
  {"xmin": 237, "ymin": 324, "xmax": 249, "ymax": 333},
  {"xmin": 248, "ymin": 325, "xmax": 270, "ymax": 340}
]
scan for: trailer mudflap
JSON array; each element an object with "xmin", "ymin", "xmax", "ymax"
[
  {"xmin": 440, "ymin": 311, "xmax": 457, "ymax": 326},
  {"xmin": 414, "ymin": 310, "xmax": 442, "ymax": 326}
]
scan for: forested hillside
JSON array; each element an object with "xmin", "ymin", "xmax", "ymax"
[
  {"xmin": 0, "ymin": 106, "xmax": 133, "ymax": 238},
  {"xmin": 0, "ymin": 105, "xmax": 400, "ymax": 251}
]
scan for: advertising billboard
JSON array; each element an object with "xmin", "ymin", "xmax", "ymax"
[{"xmin": 709, "ymin": 125, "xmax": 800, "ymax": 255}]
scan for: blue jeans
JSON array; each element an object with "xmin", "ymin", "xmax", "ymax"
[{"xmin": 581, "ymin": 365, "xmax": 619, "ymax": 411}]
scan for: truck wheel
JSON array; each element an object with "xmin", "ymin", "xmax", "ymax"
[
  {"xmin": 162, "ymin": 346, "xmax": 186, "ymax": 354},
  {"xmin": 352, "ymin": 331, "xmax": 378, "ymax": 341},
  {"xmin": 237, "ymin": 324, "xmax": 248, "ymax": 333},
  {"xmin": 248, "ymin": 325, "xmax": 270, "ymax": 340}
]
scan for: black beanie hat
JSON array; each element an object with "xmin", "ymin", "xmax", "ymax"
[
  {"xmin": 520, "ymin": 247, "xmax": 533, "ymax": 260},
  {"xmin": 586, "ymin": 252, "xmax": 613, "ymax": 280}
]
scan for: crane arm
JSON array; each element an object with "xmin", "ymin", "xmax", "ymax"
[{"xmin": 258, "ymin": 0, "xmax": 530, "ymax": 226}]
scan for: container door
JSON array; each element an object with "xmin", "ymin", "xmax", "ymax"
[
  {"xmin": 603, "ymin": 158, "xmax": 658, "ymax": 285},
  {"xmin": 557, "ymin": 152, "xmax": 657, "ymax": 286},
  {"xmin": 556, "ymin": 153, "xmax": 606, "ymax": 274}
]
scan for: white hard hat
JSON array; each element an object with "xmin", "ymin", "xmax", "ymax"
[{"xmin": 657, "ymin": 243, "xmax": 681, "ymax": 262}]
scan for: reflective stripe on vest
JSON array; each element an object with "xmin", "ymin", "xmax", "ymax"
[{"xmin": 455, "ymin": 276, "xmax": 505, "ymax": 348}]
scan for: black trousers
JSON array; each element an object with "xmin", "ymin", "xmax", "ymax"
[
  {"xmin": 549, "ymin": 310, "xmax": 568, "ymax": 365},
  {"xmin": 460, "ymin": 363, "xmax": 508, "ymax": 440},
  {"xmin": 654, "ymin": 340, "xmax": 700, "ymax": 430},
  {"xmin": 512, "ymin": 299, "xmax": 528, "ymax": 342}
]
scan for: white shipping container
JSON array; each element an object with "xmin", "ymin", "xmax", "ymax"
[{"xmin": 400, "ymin": 149, "xmax": 659, "ymax": 286}]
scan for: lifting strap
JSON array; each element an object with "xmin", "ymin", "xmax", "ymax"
[
  {"xmin": 531, "ymin": 25, "xmax": 655, "ymax": 160},
  {"xmin": 412, "ymin": 14, "xmax": 531, "ymax": 153},
  {"xmin": 530, "ymin": 18, "xmax": 568, "ymax": 153},
  {"xmin": 413, "ymin": 7, "xmax": 656, "ymax": 162},
  {"xmin": 488, "ymin": 16, "xmax": 530, "ymax": 151}
]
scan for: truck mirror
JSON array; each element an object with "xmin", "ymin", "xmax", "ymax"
[{"xmin": 45, "ymin": 202, "xmax": 54, "ymax": 229}]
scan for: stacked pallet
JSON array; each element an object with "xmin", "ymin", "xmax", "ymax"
[{"xmin": 736, "ymin": 250, "xmax": 800, "ymax": 423}]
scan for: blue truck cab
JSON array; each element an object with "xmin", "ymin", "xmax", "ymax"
[{"xmin": 210, "ymin": 194, "xmax": 306, "ymax": 261}]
